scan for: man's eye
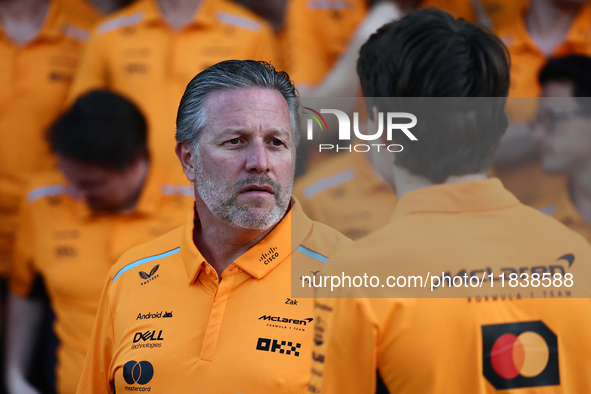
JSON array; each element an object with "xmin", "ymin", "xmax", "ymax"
[
  {"xmin": 228, "ymin": 138, "xmax": 241, "ymax": 145},
  {"xmin": 271, "ymin": 139, "xmax": 284, "ymax": 146}
]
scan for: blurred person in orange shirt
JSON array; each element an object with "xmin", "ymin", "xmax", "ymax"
[
  {"xmin": 531, "ymin": 55, "xmax": 591, "ymax": 243},
  {"xmin": 5, "ymin": 90, "xmax": 194, "ymax": 394},
  {"xmin": 289, "ymin": 0, "xmax": 523, "ymax": 237},
  {"xmin": 0, "ymin": 0, "xmax": 98, "ymax": 278},
  {"xmin": 493, "ymin": 0, "xmax": 591, "ymax": 208},
  {"xmin": 68, "ymin": 0, "xmax": 280, "ymax": 170},
  {"xmin": 283, "ymin": 0, "xmax": 401, "ymax": 169},
  {"xmin": 76, "ymin": 60, "xmax": 351, "ymax": 394},
  {"xmin": 285, "ymin": 0, "xmax": 401, "ymax": 234},
  {"xmin": 310, "ymin": 10, "xmax": 591, "ymax": 393}
]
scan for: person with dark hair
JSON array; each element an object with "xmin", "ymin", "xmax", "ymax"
[
  {"xmin": 309, "ymin": 9, "xmax": 591, "ymax": 393},
  {"xmin": 531, "ymin": 55, "xmax": 591, "ymax": 243},
  {"xmin": 492, "ymin": 0, "xmax": 591, "ymax": 211},
  {"xmin": 0, "ymin": 0, "xmax": 98, "ymax": 301},
  {"xmin": 68, "ymin": 0, "xmax": 280, "ymax": 171},
  {"xmin": 5, "ymin": 90, "xmax": 194, "ymax": 394},
  {"xmin": 76, "ymin": 60, "xmax": 350, "ymax": 393}
]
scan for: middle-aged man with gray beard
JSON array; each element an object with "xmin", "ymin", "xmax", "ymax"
[{"xmin": 75, "ymin": 60, "xmax": 351, "ymax": 393}]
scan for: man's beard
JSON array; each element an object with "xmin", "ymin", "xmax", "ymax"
[{"xmin": 193, "ymin": 149, "xmax": 293, "ymax": 231}]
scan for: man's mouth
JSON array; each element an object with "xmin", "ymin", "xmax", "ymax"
[{"xmin": 240, "ymin": 184, "xmax": 274, "ymax": 194}]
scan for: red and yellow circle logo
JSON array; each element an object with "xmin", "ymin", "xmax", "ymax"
[{"xmin": 482, "ymin": 321, "xmax": 559, "ymax": 389}]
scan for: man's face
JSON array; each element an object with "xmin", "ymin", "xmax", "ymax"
[
  {"xmin": 57, "ymin": 156, "xmax": 145, "ymax": 212},
  {"xmin": 531, "ymin": 81, "xmax": 591, "ymax": 174},
  {"xmin": 189, "ymin": 88, "xmax": 294, "ymax": 231}
]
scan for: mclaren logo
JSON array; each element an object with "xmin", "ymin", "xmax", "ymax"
[
  {"xmin": 139, "ymin": 265, "xmax": 159, "ymax": 285},
  {"xmin": 259, "ymin": 315, "xmax": 313, "ymax": 325}
]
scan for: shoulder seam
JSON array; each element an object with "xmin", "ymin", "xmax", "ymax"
[
  {"xmin": 112, "ymin": 247, "xmax": 181, "ymax": 283},
  {"xmin": 161, "ymin": 185, "xmax": 194, "ymax": 198},
  {"xmin": 296, "ymin": 245, "xmax": 328, "ymax": 264},
  {"xmin": 62, "ymin": 24, "xmax": 91, "ymax": 41},
  {"xmin": 303, "ymin": 169, "xmax": 356, "ymax": 199},
  {"xmin": 97, "ymin": 11, "xmax": 144, "ymax": 35},
  {"xmin": 216, "ymin": 11, "xmax": 261, "ymax": 32},
  {"xmin": 27, "ymin": 185, "xmax": 73, "ymax": 203}
]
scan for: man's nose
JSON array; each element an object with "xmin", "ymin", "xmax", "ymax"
[{"xmin": 245, "ymin": 140, "xmax": 270, "ymax": 173}]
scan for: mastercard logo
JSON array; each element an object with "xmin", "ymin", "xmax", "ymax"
[{"xmin": 482, "ymin": 321, "xmax": 559, "ymax": 389}]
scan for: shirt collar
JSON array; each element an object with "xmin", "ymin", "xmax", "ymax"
[
  {"xmin": 391, "ymin": 177, "xmax": 520, "ymax": 220},
  {"xmin": 141, "ymin": 0, "xmax": 217, "ymax": 28},
  {"xmin": 181, "ymin": 198, "xmax": 313, "ymax": 284}
]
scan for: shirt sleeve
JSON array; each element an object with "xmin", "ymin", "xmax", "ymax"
[
  {"xmin": 67, "ymin": 28, "xmax": 110, "ymax": 105},
  {"xmin": 76, "ymin": 275, "xmax": 116, "ymax": 394},
  {"xmin": 309, "ymin": 296, "xmax": 379, "ymax": 394},
  {"xmin": 9, "ymin": 200, "xmax": 38, "ymax": 298}
]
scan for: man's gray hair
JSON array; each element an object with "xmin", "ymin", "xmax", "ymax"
[{"xmin": 176, "ymin": 60, "xmax": 301, "ymax": 148}]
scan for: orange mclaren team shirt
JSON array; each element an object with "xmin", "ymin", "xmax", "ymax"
[
  {"xmin": 540, "ymin": 186, "xmax": 591, "ymax": 244},
  {"xmin": 309, "ymin": 178, "xmax": 591, "ymax": 393},
  {"xmin": 9, "ymin": 164, "xmax": 194, "ymax": 394},
  {"xmin": 76, "ymin": 200, "xmax": 351, "ymax": 393},
  {"xmin": 492, "ymin": 4, "xmax": 591, "ymax": 208},
  {"xmin": 421, "ymin": 0, "xmax": 528, "ymax": 31},
  {"xmin": 0, "ymin": 0, "xmax": 98, "ymax": 275},
  {"xmin": 68, "ymin": 0, "xmax": 279, "ymax": 169},
  {"xmin": 293, "ymin": 152, "xmax": 396, "ymax": 240},
  {"xmin": 283, "ymin": 0, "xmax": 367, "ymax": 85}
]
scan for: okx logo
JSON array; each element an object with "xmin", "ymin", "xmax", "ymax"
[
  {"xmin": 123, "ymin": 360, "xmax": 154, "ymax": 386},
  {"xmin": 482, "ymin": 321, "xmax": 559, "ymax": 389},
  {"xmin": 256, "ymin": 337, "xmax": 301, "ymax": 357},
  {"xmin": 303, "ymin": 107, "xmax": 417, "ymax": 153}
]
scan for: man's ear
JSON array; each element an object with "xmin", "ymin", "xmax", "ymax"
[{"xmin": 175, "ymin": 141, "xmax": 197, "ymax": 183}]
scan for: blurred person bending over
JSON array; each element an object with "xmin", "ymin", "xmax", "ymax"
[
  {"xmin": 286, "ymin": 0, "xmax": 400, "ymax": 233},
  {"xmin": 5, "ymin": 91, "xmax": 194, "ymax": 394},
  {"xmin": 0, "ymin": 0, "xmax": 97, "ymax": 280},
  {"xmin": 493, "ymin": 0, "xmax": 591, "ymax": 209},
  {"xmin": 68, "ymin": 0, "xmax": 280, "ymax": 170},
  {"xmin": 76, "ymin": 60, "xmax": 350, "ymax": 393},
  {"xmin": 310, "ymin": 9, "xmax": 591, "ymax": 393},
  {"xmin": 531, "ymin": 55, "xmax": 591, "ymax": 243}
]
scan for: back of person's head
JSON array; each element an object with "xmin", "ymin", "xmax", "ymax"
[
  {"xmin": 539, "ymin": 54, "xmax": 591, "ymax": 112},
  {"xmin": 48, "ymin": 90, "xmax": 148, "ymax": 171},
  {"xmin": 357, "ymin": 8, "xmax": 510, "ymax": 183},
  {"xmin": 176, "ymin": 60, "xmax": 300, "ymax": 149}
]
